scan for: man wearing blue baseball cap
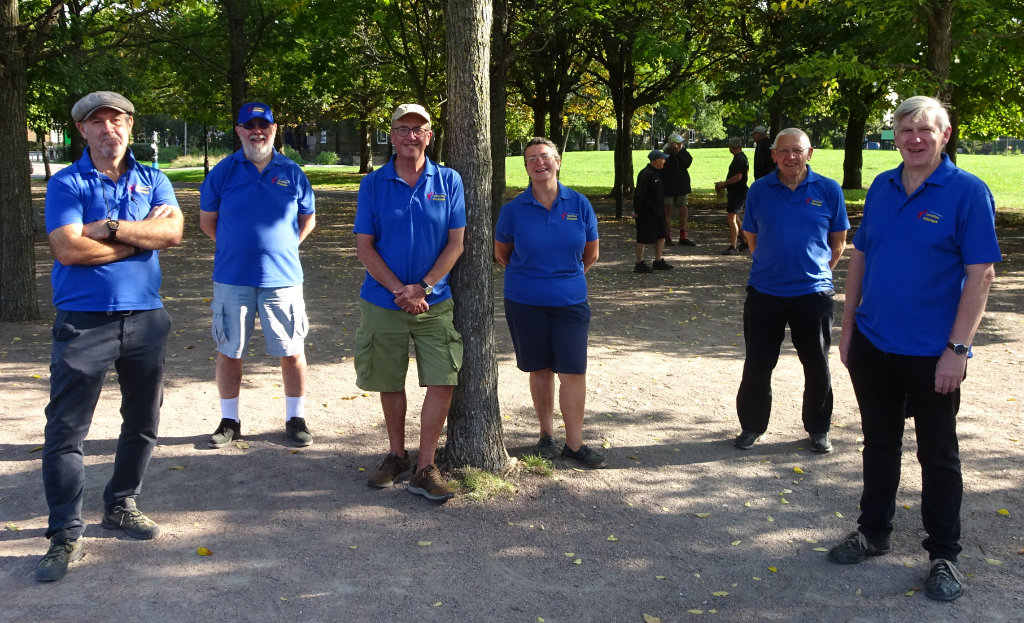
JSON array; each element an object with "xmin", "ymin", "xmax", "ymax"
[
  {"xmin": 199, "ymin": 102, "xmax": 317, "ymax": 449},
  {"xmin": 632, "ymin": 149, "xmax": 673, "ymax": 273}
]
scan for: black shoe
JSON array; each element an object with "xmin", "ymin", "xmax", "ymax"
[
  {"xmin": 826, "ymin": 530, "xmax": 890, "ymax": 564},
  {"xmin": 101, "ymin": 498, "xmax": 161, "ymax": 540},
  {"xmin": 561, "ymin": 443, "xmax": 607, "ymax": 469},
  {"xmin": 738, "ymin": 241, "xmax": 749, "ymax": 251},
  {"xmin": 634, "ymin": 261, "xmax": 653, "ymax": 273},
  {"xmin": 535, "ymin": 434, "xmax": 559, "ymax": 460},
  {"xmin": 209, "ymin": 418, "xmax": 241, "ymax": 448},
  {"xmin": 652, "ymin": 258, "xmax": 673, "ymax": 271},
  {"xmin": 286, "ymin": 417, "xmax": 313, "ymax": 447},
  {"xmin": 722, "ymin": 246, "xmax": 740, "ymax": 255},
  {"xmin": 810, "ymin": 432, "xmax": 833, "ymax": 453},
  {"xmin": 35, "ymin": 538, "xmax": 83, "ymax": 582},
  {"xmin": 664, "ymin": 238, "xmax": 676, "ymax": 246},
  {"xmin": 734, "ymin": 430, "xmax": 764, "ymax": 449},
  {"xmin": 924, "ymin": 558, "xmax": 964, "ymax": 601},
  {"xmin": 678, "ymin": 238, "xmax": 697, "ymax": 247}
]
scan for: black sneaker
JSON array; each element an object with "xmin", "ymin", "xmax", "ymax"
[
  {"xmin": 34, "ymin": 538, "xmax": 83, "ymax": 582},
  {"xmin": 561, "ymin": 443, "xmax": 607, "ymax": 469},
  {"xmin": 634, "ymin": 261, "xmax": 653, "ymax": 273},
  {"xmin": 826, "ymin": 530, "xmax": 890, "ymax": 564},
  {"xmin": 722, "ymin": 246, "xmax": 740, "ymax": 255},
  {"xmin": 664, "ymin": 238, "xmax": 676, "ymax": 246},
  {"xmin": 924, "ymin": 558, "xmax": 964, "ymax": 601},
  {"xmin": 810, "ymin": 432, "xmax": 833, "ymax": 453},
  {"xmin": 652, "ymin": 259, "xmax": 673, "ymax": 271},
  {"xmin": 286, "ymin": 417, "xmax": 313, "ymax": 447},
  {"xmin": 209, "ymin": 418, "xmax": 241, "ymax": 448},
  {"xmin": 535, "ymin": 434, "xmax": 559, "ymax": 460},
  {"xmin": 679, "ymin": 238, "xmax": 697, "ymax": 247},
  {"xmin": 101, "ymin": 498, "xmax": 161, "ymax": 540},
  {"xmin": 734, "ymin": 430, "xmax": 764, "ymax": 449}
]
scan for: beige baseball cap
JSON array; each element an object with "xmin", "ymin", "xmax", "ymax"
[
  {"xmin": 72, "ymin": 91, "xmax": 135, "ymax": 122},
  {"xmin": 391, "ymin": 103, "xmax": 431, "ymax": 124}
]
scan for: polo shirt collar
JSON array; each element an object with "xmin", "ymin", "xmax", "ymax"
[
  {"xmin": 382, "ymin": 155, "xmax": 438, "ymax": 182},
  {"xmin": 765, "ymin": 164, "xmax": 819, "ymax": 188},
  {"xmin": 230, "ymin": 148, "xmax": 290, "ymax": 170},
  {"xmin": 75, "ymin": 146, "xmax": 139, "ymax": 177},
  {"xmin": 890, "ymin": 152, "xmax": 954, "ymax": 190},
  {"xmin": 520, "ymin": 182, "xmax": 571, "ymax": 207}
]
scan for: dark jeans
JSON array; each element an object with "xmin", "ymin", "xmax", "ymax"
[
  {"xmin": 847, "ymin": 326, "xmax": 963, "ymax": 561},
  {"xmin": 43, "ymin": 308, "xmax": 170, "ymax": 542},
  {"xmin": 736, "ymin": 287, "xmax": 834, "ymax": 435}
]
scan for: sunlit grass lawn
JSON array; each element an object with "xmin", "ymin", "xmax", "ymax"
[{"xmin": 164, "ymin": 149, "xmax": 1024, "ymax": 215}]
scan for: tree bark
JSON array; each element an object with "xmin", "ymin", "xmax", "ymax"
[
  {"xmin": 0, "ymin": 0, "xmax": 40, "ymax": 321},
  {"xmin": 443, "ymin": 0, "xmax": 508, "ymax": 471},
  {"xmin": 925, "ymin": 0, "xmax": 957, "ymax": 161},
  {"xmin": 359, "ymin": 120, "xmax": 374, "ymax": 173},
  {"xmin": 222, "ymin": 0, "xmax": 250, "ymax": 152},
  {"xmin": 842, "ymin": 112, "xmax": 866, "ymax": 190},
  {"xmin": 489, "ymin": 0, "xmax": 508, "ymax": 227}
]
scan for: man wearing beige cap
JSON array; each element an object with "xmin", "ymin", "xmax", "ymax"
[
  {"xmin": 353, "ymin": 103, "xmax": 466, "ymax": 502},
  {"xmin": 36, "ymin": 91, "xmax": 183, "ymax": 582}
]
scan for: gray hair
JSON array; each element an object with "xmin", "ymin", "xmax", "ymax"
[
  {"xmin": 893, "ymin": 96, "xmax": 950, "ymax": 133},
  {"xmin": 771, "ymin": 128, "xmax": 810, "ymax": 149},
  {"xmin": 523, "ymin": 137, "xmax": 560, "ymax": 164},
  {"xmin": 728, "ymin": 137, "xmax": 743, "ymax": 149}
]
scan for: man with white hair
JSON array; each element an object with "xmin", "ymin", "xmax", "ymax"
[
  {"xmin": 200, "ymin": 102, "xmax": 317, "ymax": 449},
  {"xmin": 828, "ymin": 96, "xmax": 1001, "ymax": 602},
  {"xmin": 733, "ymin": 128, "xmax": 849, "ymax": 453}
]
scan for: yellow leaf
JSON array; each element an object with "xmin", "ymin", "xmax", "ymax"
[
  {"xmin": 903, "ymin": 504, "xmax": 911, "ymax": 509},
  {"xmin": 711, "ymin": 591, "xmax": 729, "ymax": 596},
  {"xmin": 432, "ymin": 602, "xmax": 442, "ymax": 607},
  {"xmin": 793, "ymin": 467, "xmax": 804, "ymax": 474},
  {"xmin": 572, "ymin": 558, "xmax": 582, "ymax": 565},
  {"xmin": 564, "ymin": 552, "xmax": 575, "ymax": 557},
  {"xmin": 5, "ymin": 523, "xmax": 22, "ymax": 531},
  {"xmin": 602, "ymin": 438, "xmax": 611, "ymax": 449},
  {"xmin": 169, "ymin": 465, "xmax": 186, "ymax": 470},
  {"xmin": 986, "ymin": 558, "xmax": 1003, "ymax": 565},
  {"xmin": 417, "ymin": 541, "xmax": 432, "ymax": 546},
  {"xmin": 655, "ymin": 575, "xmax": 666, "ymax": 580},
  {"xmin": 752, "ymin": 576, "xmax": 762, "ymax": 581},
  {"xmin": 780, "ymin": 497, "xmax": 789, "ymax": 504},
  {"xmin": 644, "ymin": 615, "xmax": 663, "ymax": 623},
  {"xmin": 357, "ymin": 467, "xmax": 366, "ymax": 472},
  {"xmin": 687, "ymin": 609, "xmax": 703, "ymax": 614},
  {"xmin": 234, "ymin": 440, "xmax": 250, "ymax": 449},
  {"xmin": 289, "ymin": 449, "xmax": 301, "ymax": 454},
  {"xmin": 905, "ymin": 590, "xmax": 917, "ymax": 596},
  {"xmin": 744, "ymin": 501, "xmax": 751, "ymax": 507},
  {"xmin": 835, "ymin": 511, "xmax": 844, "ymax": 518},
  {"xmin": 538, "ymin": 618, "xmax": 545, "ymax": 623},
  {"xmin": 997, "ymin": 508, "xmax": 1010, "ymax": 516},
  {"xmin": 29, "ymin": 445, "xmax": 44, "ymax": 453},
  {"xmin": 767, "ymin": 515, "xmax": 775, "ymax": 522},
  {"xmin": 694, "ymin": 512, "xmax": 711, "ymax": 518},
  {"xmin": 348, "ymin": 545, "xmax": 357, "ymax": 549},
  {"xmin": 768, "ymin": 566, "xmax": 778, "ymax": 572},
  {"xmin": 573, "ymin": 467, "xmax": 585, "ymax": 472},
  {"xmin": 197, "ymin": 547, "xmax": 212, "ymax": 556},
  {"xmin": 805, "ymin": 538, "xmax": 818, "ymax": 543},
  {"xmin": 607, "ymin": 535, "xmax": 618, "ymax": 542},
  {"xmin": 813, "ymin": 547, "xmax": 829, "ymax": 552},
  {"xmin": 280, "ymin": 596, "xmax": 288, "ymax": 602},
  {"xmin": 730, "ymin": 540, "xmax": 742, "ymax": 546}
]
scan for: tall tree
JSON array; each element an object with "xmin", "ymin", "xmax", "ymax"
[{"xmin": 443, "ymin": 0, "xmax": 507, "ymax": 471}]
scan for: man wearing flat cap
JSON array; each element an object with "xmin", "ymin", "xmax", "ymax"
[
  {"xmin": 199, "ymin": 102, "xmax": 316, "ymax": 449},
  {"xmin": 354, "ymin": 103, "xmax": 466, "ymax": 502},
  {"xmin": 36, "ymin": 91, "xmax": 183, "ymax": 582}
]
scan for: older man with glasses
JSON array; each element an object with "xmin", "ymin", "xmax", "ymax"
[
  {"xmin": 199, "ymin": 102, "xmax": 317, "ymax": 449},
  {"xmin": 354, "ymin": 103, "xmax": 466, "ymax": 502}
]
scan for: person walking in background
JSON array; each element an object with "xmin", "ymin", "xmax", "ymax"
[
  {"xmin": 37, "ymin": 91, "xmax": 183, "ymax": 582},
  {"xmin": 495, "ymin": 137, "xmax": 605, "ymax": 469},
  {"xmin": 200, "ymin": 102, "xmax": 317, "ymax": 449},
  {"xmin": 632, "ymin": 149, "xmax": 673, "ymax": 273},
  {"xmin": 733, "ymin": 128, "xmax": 849, "ymax": 453},
  {"xmin": 715, "ymin": 137, "xmax": 749, "ymax": 255}
]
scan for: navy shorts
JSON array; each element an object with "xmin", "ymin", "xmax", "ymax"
[
  {"xmin": 635, "ymin": 217, "xmax": 667, "ymax": 244},
  {"xmin": 504, "ymin": 299, "xmax": 590, "ymax": 374}
]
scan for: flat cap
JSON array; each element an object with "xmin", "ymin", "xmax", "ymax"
[
  {"xmin": 648, "ymin": 149, "xmax": 669, "ymax": 161},
  {"xmin": 72, "ymin": 91, "xmax": 134, "ymax": 122}
]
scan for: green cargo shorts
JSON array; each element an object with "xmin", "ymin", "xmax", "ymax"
[{"xmin": 354, "ymin": 297, "xmax": 463, "ymax": 392}]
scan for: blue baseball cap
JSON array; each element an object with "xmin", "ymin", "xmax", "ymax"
[
  {"xmin": 237, "ymin": 102, "xmax": 275, "ymax": 125},
  {"xmin": 648, "ymin": 149, "xmax": 669, "ymax": 161}
]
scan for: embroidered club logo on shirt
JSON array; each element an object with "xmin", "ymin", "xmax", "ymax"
[
  {"xmin": 561, "ymin": 211, "xmax": 579, "ymax": 221},
  {"xmin": 135, "ymin": 185, "xmax": 150, "ymax": 194},
  {"xmin": 918, "ymin": 210, "xmax": 942, "ymax": 224},
  {"xmin": 271, "ymin": 176, "xmax": 290, "ymax": 188},
  {"xmin": 427, "ymin": 192, "xmax": 446, "ymax": 201},
  {"xmin": 806, "ymin": 197, "xmax": 823, "ymax": 207}
]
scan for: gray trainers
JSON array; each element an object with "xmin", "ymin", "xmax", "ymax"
[
  {"xmin": 734, "ymin": 430, "xmax": 765, "ymax": 449},
  {"xmin": 101, "ymin": 498, "xmax": 161, "ymax": 540},
  {"xmin": 810, "ymin": 432, "xmax": 833, "ymax": 453},
  {"xmin": 924, "ymin": 558, "xmax": 964, "ymax": 601},
  {"xmin": 827, "ymin": 530, "xmax": 890, "ymax": 564},
  {"xmin": 561, "ymin": 443, "xmax": 607, "ymax": 469},
  {"xmin": 209, "ymin": 418, "xmax": 241, "ymax": 448},
  {"xmin": 535, "ymin": 434, "xmax": 559, "ymax": 460},
  {"xmin": 35, "ymin": 538, "xmax": 84, "ymax": 582},
  {"xmin": 286, "ymin": 417, "xmax": 313, "ymax": 447},
  {"xmin": 368, "ymin": 451, "xmax": 413, "ymax": 488},
  {"xmin": 407, "ymin": 464, "xmax": 455, "ymax": 501}
]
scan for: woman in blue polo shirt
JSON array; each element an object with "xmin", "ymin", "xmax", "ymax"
[{"xmin": 494, "ymin": 137, "xmax": 604, "ymax": 468}]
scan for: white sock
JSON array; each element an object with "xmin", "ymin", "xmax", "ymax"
[
  {"xmin": 286, "ymin": 395, "xmax": 305, "ymax": 421},
  {"xmin": 220, "ymin": 398, "xmax": 240, "ymax": 422}
]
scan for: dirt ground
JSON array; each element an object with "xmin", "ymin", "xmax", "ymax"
[{"xmin": 1, "ymin": 181, "xmax": 1023, "ymax": 623}]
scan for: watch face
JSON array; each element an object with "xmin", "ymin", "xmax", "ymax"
[
  {"xmin": 107, "ymin": 219, "xmax": 120, "ymax": 230},
  {"xmin": 954, "ymin": 344, "xmax": 968, "ymax": 355}
]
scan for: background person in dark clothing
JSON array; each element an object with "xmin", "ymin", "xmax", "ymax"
[
  {"xmin": 632, "ymin": 150, "xmax": 673, "ymax": 273},
  {"xmin": 661, "ymin": 132, "xmax": 695, "ymax": 246},
  {"xmin": 752, "ymin": 126, "xmax": 773, "ymax": 180}
]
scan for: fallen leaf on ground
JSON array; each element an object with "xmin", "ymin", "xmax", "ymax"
[
  {"xmin": 607, "ymin": 535, "xmax": 618, "ymax": 541},
  {"xmin": 767, "ymin": 515, "xmax": 775, "ymax": 522},
  {"xmin": 711, "ymin": 591, "xmax": 729, "ymax": 596},
  {"xmin": 564, "ymin": 552, "xmax": 575, "ymax": 557},
  {"xmin": 752, "ymin": 576, "xmax": 762, "ymax": 581},
  {"xmin": 694, "ymin": 512, "xmax": 711, "ymax": 518},
  {"xmin": 813, "ymin": 547, "xmax": 829, "ymax": 552},
  {"xmin": 793, "ymin": 467, "xmax": 804, "ymax": 474},
  {"xmin": 986, "ymin": 558, "xmax": 1003, "ymax": 565},
  {"xmin": 780, "ymin": 497, "xmax": 790, "ymax": 504},
  {"xmin": 805, "ymin": 538, "xmax": 818, "ymax": 543},
  {"xmin": 997, "ymin": 508, "xmax": 1010, "ymax": 516},
  {"xmin": 197, "ymin": 547, "xmax": 212, "ymax": 556},
  {"xmin": 169, "ymin": 465, "xmax": 186, "ymax": 470},
  {"xmin": 417, "ymin": 541, "xmax": 432, "ymax": 546},
  {"xmin": 572, "ymin": 558, "xmax": 582, "ymax": 565},
  {"xmin": 644, "ymin": 615, "xmax": 662, "ymax": 623},
  {"xmin": 432, "ymin": 602, "xmax": 442, "ymax": 607},
  {"xmin": 768, "ymin": 566, "xmax": 778, "ymax": 573},
  {"xmin": 5, "ymin": 523, "xmax": 21, "ymax": 531},
  {"xmin": 29, "ymin": 446, "xmax": 43, "ymax": 453},
  {"xmin": 835, "ymin": 511, "xmax": 844, "ymax": 517},
  {"xmin": 234, "ymin": 440, "xmax": 249, "ymax": 449},
  {"xmin": 655, "ymin": 575, "xmax": 666, "ymax": 580},
  {"xmin": 730, "ymin": 540, "xmax": 742, "ymax": 546}
]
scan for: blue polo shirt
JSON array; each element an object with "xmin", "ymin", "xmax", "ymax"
[
  {"xmin": 743, "ymin": 166, "xmax": 849, "ymax": 296},
  {"xmin": 354, "ymin": 156, "xmax": 466, "ymax": 310},
  {"xmin": 200, "ymin": 150, "xmax": 315, "ymax": 288},
  {"xmin": 45, "ymin": 148, "xmax": 178, "ymax": 311},
  {"xmin": 495, "ymin": 184, "xmax": 599, "ymax": 307},
  {"xmin": 853, "ymin": 153, "xmax": 1002, "ymax": 356}
]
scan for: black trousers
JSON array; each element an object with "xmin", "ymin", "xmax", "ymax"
[
  {"xmin": 736, "ymin": 287, "xmax": 834, "ymax": 435},
  {"xmin": 847, "ymin": 326, "xmax": 963, "ymax": 561}
]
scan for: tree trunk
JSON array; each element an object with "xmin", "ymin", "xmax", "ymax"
[
  {"xmin": 925, "ymin": 0, "xmax": 956, "ymax": 161},
  {"xmin": 443, "ymin": 0, "xmax": 508, "ymax": 471},
  {"xmin": 223, "ymin": 0, "xmax": 250, "ymax": 152},
  {"xmin": 359, "ymin": 120, "xmax": 374, "ymax": 173},
  {"xmin": 38, "ymin": 128, "xmax": 52, "ymax": 182},
  {"xmin": 0, "ymin": 0, "xmax": 40, "ymax": 321},
  {"xmin": 489, "ymin": 0, "xmax": 508, "ymax": 227},
  {"xmin": 841, "ymin": 111, "xmax": 866, "ymax": 190}
]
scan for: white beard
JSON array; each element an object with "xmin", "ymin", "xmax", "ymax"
[{"xmin": 242, "ymin": 138, "xmax": 274, "ymax": 164}]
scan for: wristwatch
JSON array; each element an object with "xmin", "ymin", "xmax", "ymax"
[
  {"xmin": 947, "ymin": 342, "xmax": 969, "ymax": 355},
  {"xmin": 418, "ymin": 280, "xmax": 433, "ymax": 295},
  {"xmin": 106, "ymin": 219, "xmax": 120, "ymax": 241}
]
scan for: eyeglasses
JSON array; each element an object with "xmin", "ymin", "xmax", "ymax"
[
  {"xmin": 239, "ymin": 120, "xmax": 271, "ymax": 130},
  {"xmin": 526, "ymin": 153, "xmax": 557, "ymax": 165},
  {"xmin": 775, "ymin": 148, "xmax": 807, "ymax": 156},
  {"xmin": 392, "ymin": 126, "xmax": 430, "ymax": 138}
]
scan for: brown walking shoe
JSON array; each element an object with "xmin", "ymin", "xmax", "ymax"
[
  {"xmin": 368, "ymin": 451, "xmax": 413, "ymax": 488},
  {"xmin": 407, "ymin": 464, "xmax": 455, "ymax": 502}
]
